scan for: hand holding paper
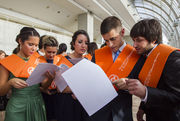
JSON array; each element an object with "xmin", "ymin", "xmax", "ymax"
[
  {"xmin": 26, "ymin": 63, "xmax": 59, "ymax": 86},
  {"xmin": 62, "ymin": 59, "xmax": 118, "ymax": 116}
]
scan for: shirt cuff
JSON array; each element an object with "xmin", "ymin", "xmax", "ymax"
[{"xmin": 141, "ymin": 86, "xmax": 148, "ymax": 103}]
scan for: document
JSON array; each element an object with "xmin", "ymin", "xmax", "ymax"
[
  {"xmin": 62, "ymin": 59, "xmax": 118, "ymax": 116},
  {"xmin": 54, "ymin": 58, "xmax": 83, "ymax": 92},
  {"xmin": 26, "ymin": 63, "xmax": 59, "ymax": 86},
  {"xmin": 26, "ymin": 58, "xmax": 82, "ymax": 91},
  {"xmin": 26, "ymin": 63, "xmax": 68, "ymax": 90},
  {"xmin": 54, "ymin": 64, "xmax": 69, "ymax": 92}
]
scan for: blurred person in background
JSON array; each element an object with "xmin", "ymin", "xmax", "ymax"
[
  {"xmin": 57, "ymin": 43, "xmax": 67, "ymax": 56},
  {"xmin": 84, "ymin": 42, "xmax": 98, "ymax": 60}
]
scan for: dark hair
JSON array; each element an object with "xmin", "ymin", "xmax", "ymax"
[
  {"xmin": 70, "ymin": 30, "xmax": 90, "ymax": 50},
  {"xmin": 43, "ymin": 36, "xmax": 59, "ymax": 49},
  {"xmin": 100, "ymin": 16, "xmax": 122, "ymax": 35},
  {"xmin": 100, "ymin": 42, "xmax": 107, "ymax": 48},
  {"xmin": 130, "ymin": 19, "xmax": 162, "ymax": 44},
  {"xmin": 15, "ymin": 27, "xmax": 40, "ymax": 50},
  {"xmin": 0, "ymin": 50, "xmax": 6, "ymax": 55},
  {"xmin": 87, "ymin": 42, "xmax": 98, "ymax": 55},
  {"xmin": 39, "ymin": 35, "xmax": 47, "ymax": 49},
  {"xmin": 16, "ymin": 27, "xmax": 40, "ymax": 44},
  {"xmin": 57, "ymin": 43, "xmax": 67, "ymax": 54},
  {"xmin": 12, "ymin": 47, "xmax": 19, "ymax": 54}
]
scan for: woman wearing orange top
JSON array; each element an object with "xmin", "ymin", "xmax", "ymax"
[
  {"xmin": 0, "ymin": 27, "xmax": 55, "ymax": 121},
  {"xmin": 56, "ymin": 30, "xmax": 90, "ymax": 121},
  {"xmin": 38, "ymin": 35, "xmax": 60, "ymax": 121}
]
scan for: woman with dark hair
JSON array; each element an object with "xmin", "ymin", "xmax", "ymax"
[
  {"xmin": 57, "ymin": 43, "xmax": 67, "ymax": 55},
  {"xmin": 84, "ymin": 42, "xmax": 98, "ymax": 60},
  {"xmin": 56, "ymin": 30, "xmax": 90, "ymax": 121},
  {"xmin": 0, "ymin": 27, "xmax": 55, "ymax": 121},
  {"xmin": 87, "ymin": 42, "xmax": 98, "ymax": 56}
]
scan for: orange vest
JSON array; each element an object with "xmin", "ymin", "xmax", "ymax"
[
  {"xmin": 33, "ymin": 51, "xmax": 41, "ymax": 58},
  {"xmin": 38, "ymin": 55, "xmax": 61, "ymax": 65},
  {"xmin": 38, "ymin": 55, "xmax": 63, "ymax": 89},
  {"xmin": 84, "ymin": 54, "xmax": 92, "ymax": 60},
  {"xmin": 56, "ymin": 56, "xmax": 73, "ymax": 67},
  {"xmin": 95, "ymin": 44, "xmax": 140, "ymax": 90},
  {"xmin": 139, "ymin": 44, "xmax": 178, "ymax": 88},
  {"xmin": 0, "ymin": 54, "xmax": 39, "ymax": 78}
]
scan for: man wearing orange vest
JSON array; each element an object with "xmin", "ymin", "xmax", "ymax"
[
  {"xmin": 120, "ymin": 19, "xmax": 180, "ymax": 121},
  {"xmin": 89, "ymin": 16, "xmax": 145, "ymax": 121}
]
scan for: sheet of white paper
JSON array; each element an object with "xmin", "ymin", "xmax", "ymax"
[
  {"xmin": 26, "ymin": 63, "xmax": 59, "ymax": 86},
  {"xmin": 62, "ymin": 59, "xmax": 118, "ymax": 116},
  {"xmin": 54, "ymin": 58, "xmax": 83, "ymax": 92},
  {"xmin": 54, "ymin": 64, "xmax": 69, "ymax": 92}
]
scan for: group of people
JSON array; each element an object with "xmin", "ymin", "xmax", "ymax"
[{"xmin": 0, "ymin": 15, "xmax": 179, "ymax": 121}]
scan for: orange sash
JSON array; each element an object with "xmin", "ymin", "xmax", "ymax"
[
  {"xmin": 56, "ymin": 56, "xmax": 73, "ymax": 68},
  {"xmin": 32, "ymin": 51, "xmax": 41, "ymax": 58},
  {"xmin": 38, "ymin": 55, "xmax": 63, "ymax": 89},
  {"xmin": 95, "ymin": 44, "xmax": 140, "ymax": 90},
  {"xmin": 38, "ymin": 55, "xmax": 61, "ymax": 65},
  {"xmin": 139, "ymin": 44, "xmax": 178, "ymax": 88},
  {"xmin": 84, "ymin": 54, "xmax": 92, "ymax": 60},
  {"xmin": 0, "ymin": 54, "xmax": 39, "ymax": 78}
]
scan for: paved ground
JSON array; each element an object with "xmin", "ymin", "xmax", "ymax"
[
  {"xmin": 132, "ymin": 95, "xmax": 146, "ymax": 121},
  {"xmin": 132, "ymin": 95, "xmax": 141, "ymax": 121}
]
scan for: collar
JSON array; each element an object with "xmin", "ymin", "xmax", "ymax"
[
  {"xmin": 112, "ymin": 42, "xmax": 126, "ymax": 58},
  {"xmin": 38, "ymin": 50, "xmax": 45, "ymax": 56},
  {"xmin": 119, "ymin": 42, "xmax": 126, "ymax": 52},
  {"xmin": 147, "ymin": 44, "xmax": 158, "ymax": 57}
]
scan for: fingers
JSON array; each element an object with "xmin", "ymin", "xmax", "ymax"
[
  {"xmin": 10, "ymin": 78, "xmax": 28, "ymax": 89},
  {"xmin": 45, "ymin": 71, "xmax": 56, "ymax": 81},
  {"xmin": 16, "ymin": 81, "xmax": 28, "ymax": 88},
  {"xmin": 126, "ymin": 79, "xmax": 146, "ymax": 98},
  {"xmin": 112, "ymin": 78, "xmax": 128, "ymax": 90},
  {"xmin": 126, "ymin": 79, "xmax": 138, "ymax": 94}
]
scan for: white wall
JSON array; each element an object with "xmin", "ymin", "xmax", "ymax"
[{"xmin": 0, "ymin": 19, "xmax": 72, "ymax": 55}]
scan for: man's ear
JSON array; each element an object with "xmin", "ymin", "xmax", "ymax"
[{"xmin": 120, "ymin": 28, "xmax": 125, "ymax": 36}]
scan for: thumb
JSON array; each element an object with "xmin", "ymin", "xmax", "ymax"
[{"xmin": 112, "ymin": 79, "xmax": 118, "ymax": 85}]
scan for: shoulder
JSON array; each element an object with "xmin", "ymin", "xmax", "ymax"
[
  {"xmin": 163, "ymin": 50, "xmax": 180, "ymax": 75},
  {"xmin": 166, "ymin": 50, "xmax": 180, "ymax": 65}
]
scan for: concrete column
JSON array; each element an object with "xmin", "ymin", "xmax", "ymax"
[
  {"xmin": 123, "ymin": 35, "xmax": 133, "ymax": 45},
  {"xmin": 78, "ymin": 12, "xmax": 94, "ymax": 42}
]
